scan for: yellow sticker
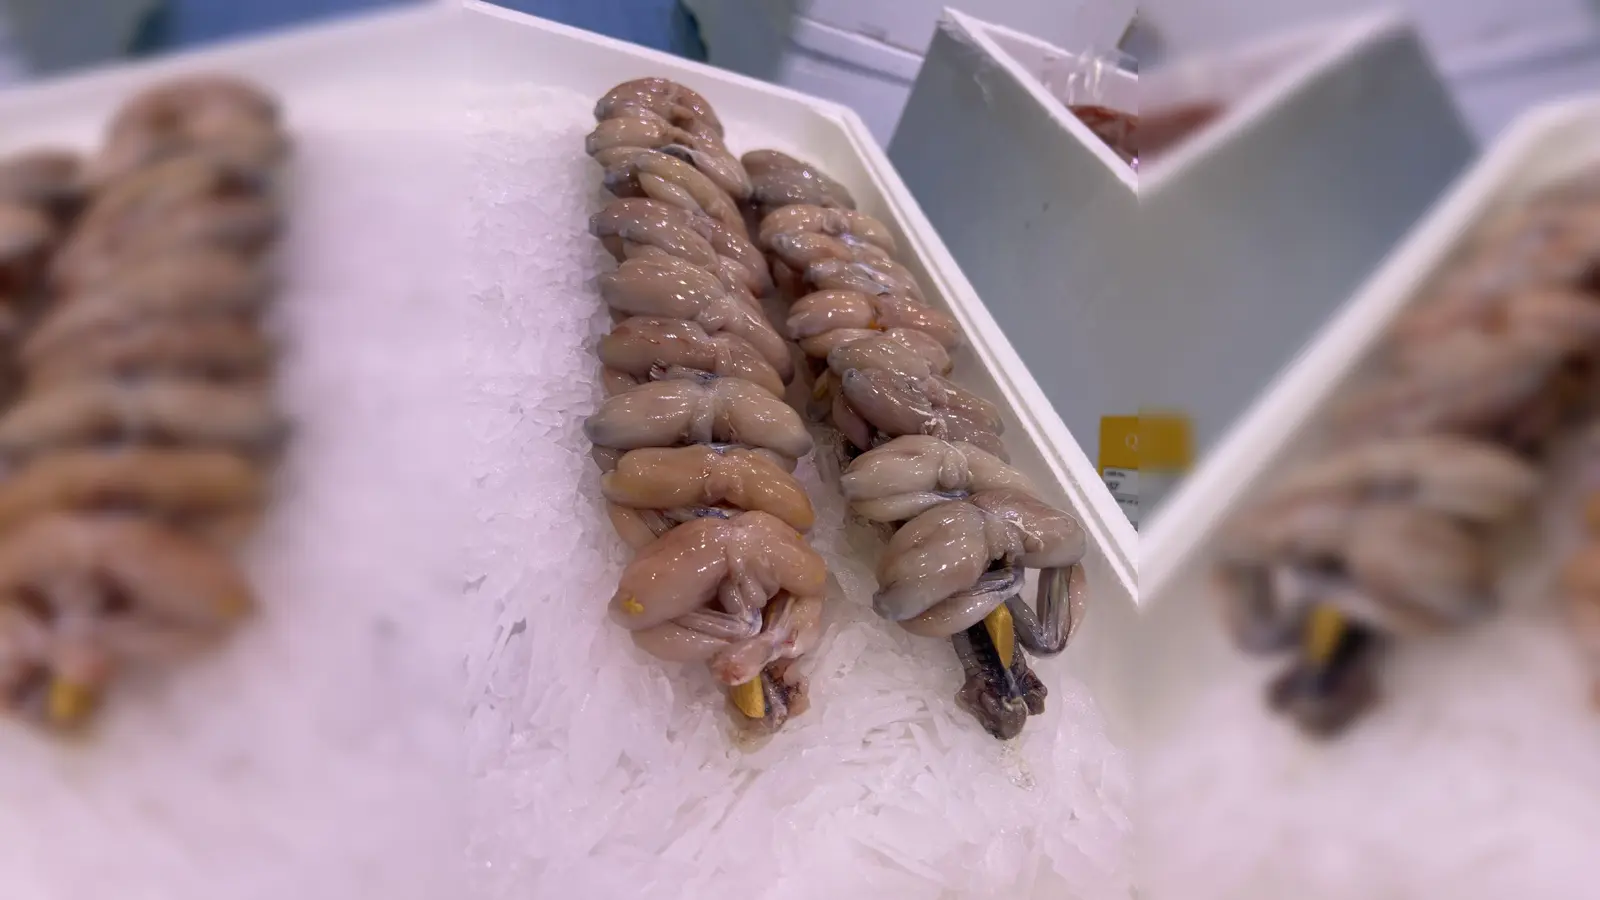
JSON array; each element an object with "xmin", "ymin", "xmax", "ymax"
[
  {"xmin": 1099, "ymin": 413, "xmax": 1195, "ymax": 471},
  {"xmin": 1138, "ymin": 409, "xmax": 1194, "ymax": 473},
  {"xmin": 1098, "ymin": 416, "xmax": 1140, "ymax": 474}
]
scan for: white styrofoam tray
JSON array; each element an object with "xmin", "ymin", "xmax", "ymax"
[
  {"xmin": 889, "ymin": 9, "xmax": 1475, "ymax": 529},
  {"xmin": 0, "ymin": 1, "xmax": 1138, "ymax": 893}
]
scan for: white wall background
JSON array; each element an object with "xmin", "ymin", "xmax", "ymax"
[{"xmin": 1136, "ymin": 0, "xmax": 1600, "ymax": 140}]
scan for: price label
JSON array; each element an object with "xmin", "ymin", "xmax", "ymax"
[
  {"xmin": 1099, "ymin": 412, "xmax": 1194, "ymax": 530},
  {"xmin": 1099, "ymin": 416, "xmax": 1140, "ymax": 529},
  {"xmin": 1102, "ymin": 466, "xmax": 1140, "ymax": 528}
]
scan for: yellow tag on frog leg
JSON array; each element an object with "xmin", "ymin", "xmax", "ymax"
[
  {"xmin": 983, "ymin": 603, "xmax": 1016, "ymax": 670},
  {"xmin": 729, "ymin": 677, "xmax": 766, "ymax": 720},
  {"xmin": 1304, "ymin": 604, "xmax": 1346, "ymax": 666}
]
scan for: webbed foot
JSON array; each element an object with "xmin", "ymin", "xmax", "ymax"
[
  {"xmin": 1266, "ymin": 621, "xmax": 1382, "ymax": 739},
  {"xmin": 952, "ymin": 622, "xmax": 1041, "ymax": 740}
]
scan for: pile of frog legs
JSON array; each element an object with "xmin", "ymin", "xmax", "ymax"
[
  {"xmin": 579, "ymin": 77, "xmax": 1092, "ymax": 741},
  {"xmin": 0, "ymin": 73, "xmax": 289, "ymax": 732}
]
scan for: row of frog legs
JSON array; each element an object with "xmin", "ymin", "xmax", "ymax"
[
  {"xmin": 1216, "ymin": 166, "xmax": 1600, "ymax": 738},
  {"xmin": 0, "ymin": 73, "xmax": 289, "ymax": 731},
  {"xmin": 580, "ymin": 78, "xmax": 1091, "ymax": 740}
]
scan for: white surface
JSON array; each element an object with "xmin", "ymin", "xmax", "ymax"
[
  {"xmin": 1136, "ymin": 95, "xmax": 1600, "ymax": 900},
  {"xmin": 0, "ymin": 3, "xmax": 1139, "ymax": 897},
  {"xmin": 889, "ymin": 10, "xmax": 1475, "ymax": 524}
]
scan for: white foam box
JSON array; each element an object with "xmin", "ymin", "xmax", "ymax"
[
  {"xmin": 0, "ymin": 0, "xmax": 1139, "ymax": 888},
  {"xmin": 887, "ymin": 9, "xmax": 1478, "ymax": 527}
]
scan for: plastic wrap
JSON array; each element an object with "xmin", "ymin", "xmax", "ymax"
[{"xmin": 1038, "ymin": 47, "xmax": 1140, "ymax": 168}]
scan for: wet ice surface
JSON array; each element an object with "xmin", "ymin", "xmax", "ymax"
[
  {"xmin": 0, "ymin": 85, "xmax": 468, "ymax": 899},
  {"xmin": 1143, "ymin": 438, "xmax": 1600, "ymax": 900},
  {"xmin": 462, "ymin": 84, "xmax": 1132, "ymax": 900}
]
